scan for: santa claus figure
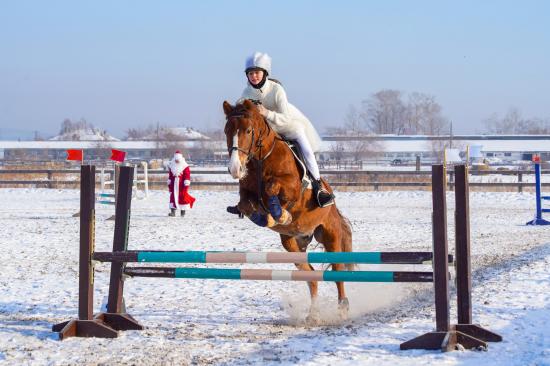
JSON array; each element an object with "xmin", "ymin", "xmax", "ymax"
[{"xmin": 167, "ymin": 150, "xmax": 195, "ymax": 217}]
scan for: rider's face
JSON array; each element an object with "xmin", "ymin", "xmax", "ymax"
[{"xmin": 247, "ymin": 70, "xmax": 264, "ymax": 86}]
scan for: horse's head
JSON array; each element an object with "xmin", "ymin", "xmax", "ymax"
[{"xmin": 222, "ymin": 99, "xmax": 264, "ymax": 179}]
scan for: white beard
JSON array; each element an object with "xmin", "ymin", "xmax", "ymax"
[{"xmin": 169, "ymin": 159, "xmax": 188, "ymax": 177}]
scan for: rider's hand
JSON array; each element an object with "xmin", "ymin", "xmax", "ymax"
[{"xmin": 257, "ymin": 104, "xmax": 268, "ymax": 117}]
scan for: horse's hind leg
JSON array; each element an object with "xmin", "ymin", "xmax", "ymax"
[
  {"xmin": 314, "ymin": 221, "xmax": 350, "ymax": 320},
  {"xmin": 332, "ymin": 263, "xmax": 349, "ymax": 320},
  {"xmin": 280, "ymin": 234, "xmax": 319, "ymax": 324}
]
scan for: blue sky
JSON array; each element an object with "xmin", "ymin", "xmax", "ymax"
[{"xmin": 0, "ymin": 1, "xmax": 548, "ymax": 138}]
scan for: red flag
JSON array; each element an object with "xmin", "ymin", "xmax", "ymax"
[
  {"xmin": 110, "ymin": 149, "xmax": 126, "ymax": 163},
  {"xmin": 66, "ymin": 149, "xmax": 83, "ymax": 161}
]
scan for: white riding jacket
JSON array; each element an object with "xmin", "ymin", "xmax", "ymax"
[{"xmin": 239, "ymin": 80, "xmax": 322, "ymax": 152}]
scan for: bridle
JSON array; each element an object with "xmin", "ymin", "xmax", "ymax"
[
  {"xmin": 225, "ymin": 112, "xmax": 277, "ymax": 163},
  {"xmin": 225, "ymin": 110, "xmax": 281, "ymax": 213}
]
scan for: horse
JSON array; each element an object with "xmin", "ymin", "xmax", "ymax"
[{"xmin": 223, "ymin": 99, "xmax": 353, "ymax": 322}]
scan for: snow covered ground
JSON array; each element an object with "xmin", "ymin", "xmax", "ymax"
[{"xmin": 0, "ymin": 187, "xmax": 549, "ymax": 365}]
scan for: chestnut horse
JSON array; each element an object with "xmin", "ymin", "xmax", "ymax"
[{"xmin": 223, "ymin": 99, "xmax": 353, "ymax": 322}]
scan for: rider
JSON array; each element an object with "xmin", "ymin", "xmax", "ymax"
[{"xmin": 233, "ymin": 51, "xmax": 334, "ymax": 208}]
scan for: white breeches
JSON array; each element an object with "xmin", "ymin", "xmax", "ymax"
[{"xmin": 295, "ymin": 134, "xmax": 320, "ymax": 180}]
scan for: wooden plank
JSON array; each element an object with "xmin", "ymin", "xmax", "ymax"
[
  {"xmin": 454, "ymin": 165, "xmax": 472, "ymax": 324},
  {"xmin": 78, "ymin": 165, "xmax": 95, "ymax": 321},
  {"xmin": 432, "ymin": 164, "xmax": 450, "ymax": 332},
  {"xmin": 106, "ymin": 166, "xmax": 134, "ymax": 314}
]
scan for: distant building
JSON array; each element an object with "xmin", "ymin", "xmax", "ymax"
[
  {"xmin": 319, "ymin": 135, "xmax": 550, "ymax": 163},
  {"xmin": 128, "ymin": 126, "xmax": 210, "ymax": 141},
  {"xmin": 49, "ymin": 128, "xmax": 119, "ymax": 142},
  {"xmin": 1, "ymin": 134, "xmax": 549, "ymax": 163}
]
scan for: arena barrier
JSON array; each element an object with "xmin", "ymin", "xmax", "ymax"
[
  {"xmin": 53, "ymin": 164, "xmax": 502, "ymax": 352},
  {"xmin": 100, "ymin": 162, "xmax": 149, "ymax": 200},
  {"xmin": 526, "ymin": 161, "xmax": 550, "ymax": 225}
]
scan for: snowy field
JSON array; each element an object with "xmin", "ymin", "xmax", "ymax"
[{"xmin": 1, "ymin": 187, "xmax": 549, "ymax": 365}]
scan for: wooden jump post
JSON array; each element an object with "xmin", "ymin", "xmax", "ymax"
[
  {"xmin": 52, "ymin": 165, "xmax": 142, "ymax": 339},
  {"xmin": 400, "ymin": 164, "xmax": 502, "ymax": 351},
  {"xmin": 53, "ymin": 164, "xmax": 501, "ymax": 352}
]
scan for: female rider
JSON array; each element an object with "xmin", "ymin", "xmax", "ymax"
[{"xmin": 230, "ymin": 51, "xmax": 334, "ymax": 209}]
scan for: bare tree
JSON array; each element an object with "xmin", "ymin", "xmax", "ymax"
[
  {"xmin": 483, "ymin": 108, "xmax": 550, "ymax": 134},
  {"xmin": 329, "ymin": 142, "xmax": 345, "ymax": 162},
  {"xmin": 517, "ymin": 117, "xmax": 550, "ymax": 134},
  {"xmin": 60, "ymin": 118, "xmax": 73, "ymax": 135},
  {"xmin": 344, "ymin": 105, "xmax": 363, "ymax": 135},
  {"xmin": 483, "ymin": 108, "xmax": 520, "ymax": 134},
  {"xmin": 406, "ymin": 93, "xmax": 448, "ymax": 135},
  {"xmin": 362, "ymin": 89, "xmax": 407, "ymax": 134},
  {"xmin": 125, "ymin": 124, "xmax": 157, "ymax": 140},
  {"xmin": 90, "ymin": 140, "xmax": 114, "ymax": 160}
]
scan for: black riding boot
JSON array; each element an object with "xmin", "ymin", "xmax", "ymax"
[
  {"xmin": 227, "ymin": 205, "xmax": 244, "ymax": 218},
  {"xmin": 168, "ymin": 209, "xmax": 176, "ymax": 217},
  {"xmin": 313, "ymin": 179, "xmax": 335, "ymax": 207},
  {"xmin": 180, "ymin": 210, "xmax": 186, "ymax": 217}
]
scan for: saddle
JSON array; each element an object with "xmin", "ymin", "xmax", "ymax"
[{"xmin": 283, "ymin": 140, "xmax": 313, "ymax": 190}]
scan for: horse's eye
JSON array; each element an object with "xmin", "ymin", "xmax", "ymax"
[{"xmin": 246, "ymin": 128, "xmax": 252, "ymax": 134}]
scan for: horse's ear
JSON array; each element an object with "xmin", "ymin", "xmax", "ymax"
[
  {"xmin": 243, "ymin": 99, "xmax": 255, "ymax": 110},
  {"xmin": 223, "ymin": 101, "xmax": 233, "ymax": 116}
]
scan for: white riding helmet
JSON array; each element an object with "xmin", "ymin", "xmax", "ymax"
[{"xmin": 245, "ymin": 52, "xmax": 272, "ymax": 75}]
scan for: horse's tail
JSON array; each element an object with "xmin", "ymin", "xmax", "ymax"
[{"xmin": 336, "ymin": 207, "xmax": 354, "ymax": 271}]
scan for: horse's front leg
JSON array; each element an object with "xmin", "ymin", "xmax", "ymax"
[
  {"xmin": 265, "ymin": 180, "xmax": 293, "ymax": 227},
  {"xmin": 237, "ymin": 197, "xmax": 272, "ymax": 227},
  {"xmin": 280, "ymin": 235, "xmax": 319, "ymax": 324}
]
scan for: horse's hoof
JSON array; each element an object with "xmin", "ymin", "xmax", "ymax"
[
  {"xmin": 266, "ymin": 214, "xmax": 277, "ymax": 227},
  {"xmin": 338, "ymin": 298, "xmax": 349, "ymax": 320},
  {"xmin": 305, "ymin": 310, "xmax": 321, "ymax": 325},
  {"xmin": 276, "ymin": 210, "xmax": 292, "ymax": 225}
]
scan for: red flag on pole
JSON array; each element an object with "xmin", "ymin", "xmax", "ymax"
[
  {"xmin": 110, "ymin": 149, "xmax": 126, "ymax": 163},
  {"xmin": 66, "ymin": 149, "xmax": 83, "ymax": 161}
]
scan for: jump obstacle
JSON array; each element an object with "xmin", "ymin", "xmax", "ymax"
[
  {"xmin": 73, "ymin": 163, "xmax": 149, "ymax": 219},
  {"xmin": 53, "ymin": 164, "xmax": 502, "ymax": 352},
  {"xmin": 526, "ymin": 161, "xmax": 550, "ymax": 225}
]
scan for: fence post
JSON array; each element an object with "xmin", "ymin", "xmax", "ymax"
[
  {"xmin": 107, "ymin": 166, "xmax": 133, "ymax": 313},
  {"xmin": 518, "ymin": 170, "xmax": 522, "ymax": 193},
  {"xmin": 455, "ymin": 165, "xmax": 472, "ymax": 324},
  {"xmin": 432, "ymin": 165, "xmax": 450, "ymax": 333},
  {"xmin": 100, "ymin": 168, "xmax": 105, "ymax": 191},
  {"xmin": 99, "ymin": 165, "xmax": 143, "ymax": 331},
  {"xmin": 526, "ymin": 162, "xmax": 550, "ymax": 225},
  {"xmin": 47, "ymin": 170, "xmax": 53, "ymax": 189},
  {"xmin": 454, "ymin": 164, "xmax": 503, "ymax": 342},
  {"xmin": 401, "ymin": 165, "xmax": 493, "ymax": 351},
  {"xmin": 448, "ymin": 170, "xmax": 454, "ymax": 191},
  {"xmin": 142, "ymin": 161, "xmax": 149, "ymax": 197},
  {"xmin": 52, "ymin": 165, "xmax": 119, "ymax": 339}
]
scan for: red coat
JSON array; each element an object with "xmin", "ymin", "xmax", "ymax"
[{"xmin": 168, "ymin": 162, "xmax": 195, "ymax": 209}]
